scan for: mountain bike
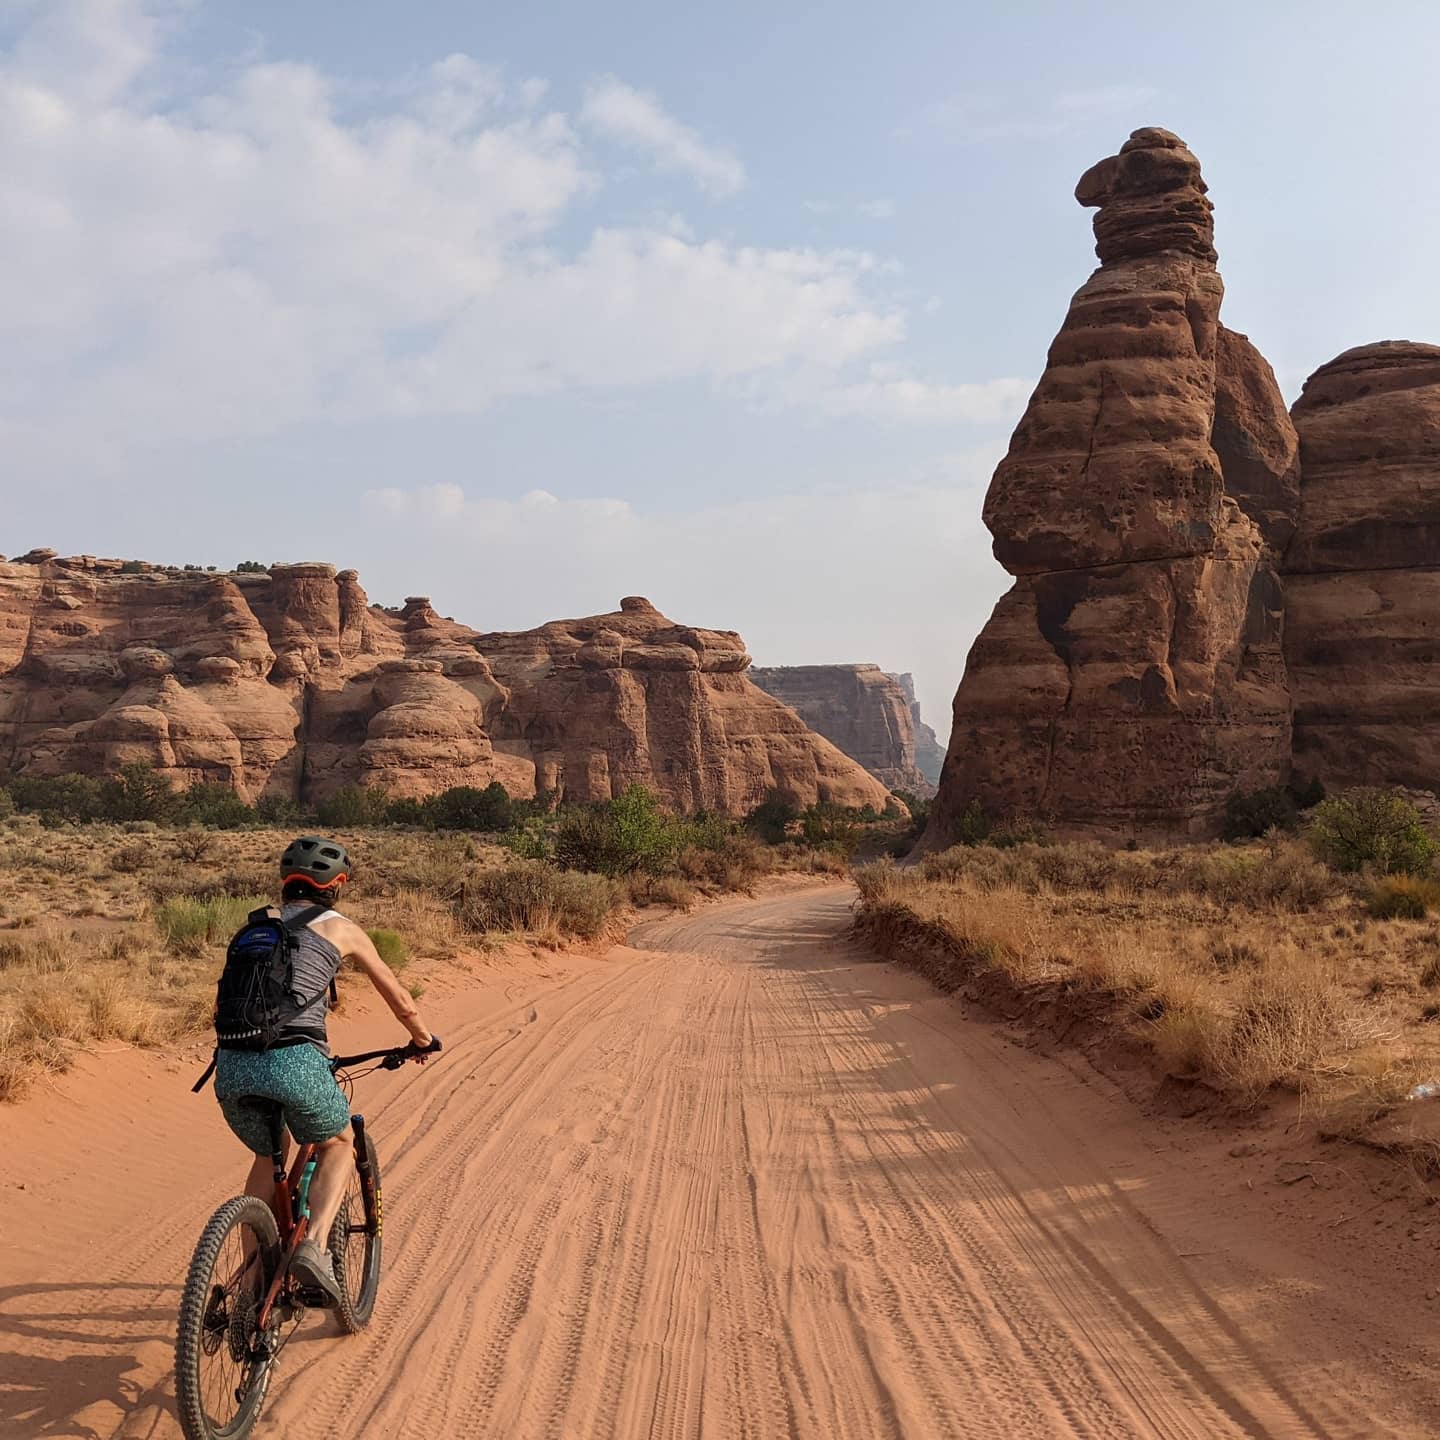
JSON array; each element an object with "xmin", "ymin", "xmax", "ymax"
[{"xmin": 174, "ymin": 1039, "xmax": 441, "ymax": 1440}]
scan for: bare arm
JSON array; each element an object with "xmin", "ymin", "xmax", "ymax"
[{"xmin": 322, "ymin": 916, "xmax": 433, "ymax": 1047}]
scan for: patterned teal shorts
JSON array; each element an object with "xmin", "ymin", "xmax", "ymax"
[{"xmin": 215, "ymin": 1044, "xmax": 352, "ymax": 1154}]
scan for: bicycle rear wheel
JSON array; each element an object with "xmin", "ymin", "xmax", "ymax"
[
  {"xmin": 175, "ymin": 1195, "xmax": 280, "ymax": 1440},
  {"xmin": 331, "ymin": 1126, "xmax": 382, "ymax": 1332}
]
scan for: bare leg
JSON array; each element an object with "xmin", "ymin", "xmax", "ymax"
[
  {"xmin": 302, "ymin": 1127, "xmax": 355, "ymax": 1244},
  {"xmin": 244, "ymin": 1142, "xmax": 285, "ymax": 1204}
]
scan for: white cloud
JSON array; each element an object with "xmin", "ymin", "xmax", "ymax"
[
  {"xmin": 580, "ymin": 75, "xmax": 745, "ymax": 197},
  {"xmin": 857, "ymin": 198, "xmax": 896, "ymax": 220},
  {"xmin": 5, "ymin": 0, "xmax": 167, "ymax": 104},
  {"xmin": 820, "ymin": 373, "xmax": 1031, "ymax": 423},
  {"xmin": 349, "ymin": 475, "xmax": 1008, "ymax": 734},
  {"xmin": 0, "ymin": 3, "xmax": 1018, "ymax": 482}
]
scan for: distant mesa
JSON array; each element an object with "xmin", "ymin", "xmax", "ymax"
[
  {"xmin": 749, "ymin": 665, "xmax": 943, "ymax": 795},
  {"xmin": 0, "ymin": 562, "xmax": 891, "ymax": 817},
  {"xmin": 928, "ymin": 126, "xmax": 1440, "ymax": 843}
]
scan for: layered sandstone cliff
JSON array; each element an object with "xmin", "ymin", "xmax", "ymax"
[
  {"xmin": 0, "ymin": 559, "xmax": 890, "ymax": 815},
  {"xmin": 748, "ymin": 664, "xmax": 935, "ymax": 795},
  {"xmin": 930, "ymin": 129, "xmax": 1296, "ymax": 841},
  {"xmin": 890, "ymin": 673, "xmax": 945, "ymax": 788},
  {"xmin": 1284, "ymin": 342, "xmax": 1440, "ymax": 788}
]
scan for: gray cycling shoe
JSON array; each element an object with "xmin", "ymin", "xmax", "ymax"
[{"xmin": 289, "ymin": 1238, "xmax": 343, "ymax": 1308}]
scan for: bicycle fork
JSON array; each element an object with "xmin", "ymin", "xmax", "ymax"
[{"xmin": 351, "ymin": 1114, "xmax": 381, "ymax": 1237}]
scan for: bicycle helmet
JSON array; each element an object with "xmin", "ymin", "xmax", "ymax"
[{"xmin": 280, "ymin": 835, "xmax": 352, "ymax": 889}]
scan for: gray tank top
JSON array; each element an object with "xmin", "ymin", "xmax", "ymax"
[{"xmin": 281, "ymin": 902, "xmax": 344, "ymax": 1053}]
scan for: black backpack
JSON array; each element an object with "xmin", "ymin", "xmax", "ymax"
[{"xmin": 213, "ymin": 904, "xmax": 336, "ymax": 1052}]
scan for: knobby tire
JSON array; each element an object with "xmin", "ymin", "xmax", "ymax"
[
  {"xmin": 175, "ymin": 1194, "xmax": 281, "ymax": 1440},
  {"xmin": 331, "ymin": 1127, "xmax": 383, "ymax": 1333}
]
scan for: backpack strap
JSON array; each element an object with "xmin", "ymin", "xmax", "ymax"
[
  {"xmin": 283, "ymin": 903, "xmax": 340, "ymax": 1009},
  {"xmin": 191, "ymin": 1050, "xmax": 218, "ymax": 1094}
]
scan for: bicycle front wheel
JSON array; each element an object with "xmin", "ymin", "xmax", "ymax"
[
  {"xmin": 175, "ymin": 1194, "xmax": 280, "ymax": 1440},
  {"xmin": 331, "ymin": 1126, "xmax": 382, "ymax": 1333}
]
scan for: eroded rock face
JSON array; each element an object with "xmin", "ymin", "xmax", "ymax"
[
  {"xmin": 931, "ymin": 128, "xmax": 1295, "ymax": 841},
  {"xmin": 1284, "ymin": 343, "xmax": 1440, "ymax": 787},
  {"xmin": 889, "ymin": 672, "xmax": 946, "ymax": 788},
  {"xmin": 748, "ymin": 664, "xmax": 935, "ymax": 795},
  {"xmin": 0, "ymin": 565, "xmax": 887, "ymax": 814},
  {"xmin": 477, "ymin": 604, "xmax": 892, "ymax": 813}
]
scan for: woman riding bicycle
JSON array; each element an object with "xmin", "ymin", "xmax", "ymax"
[{"xmin": 212, "ymin": 835, "xmax": 435, "ymax": 1307}]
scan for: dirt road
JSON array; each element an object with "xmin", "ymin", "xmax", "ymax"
[{"xmin": 3, "ymin": 885, "xmax": 1438, "ymax": 1438}]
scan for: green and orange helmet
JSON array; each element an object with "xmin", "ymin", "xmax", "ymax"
[{"xmin": 280, "ymin": 835, "xmax": 352, "ymax": 890}]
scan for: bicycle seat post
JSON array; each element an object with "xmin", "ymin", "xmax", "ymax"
[{"xmin": 267, "ymin": 1111, "xmax": 285, "ymax": 1197}]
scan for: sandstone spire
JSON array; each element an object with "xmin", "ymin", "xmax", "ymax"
[{"xmin": 928, "ymin": 129, "xmax": 1296, "ymax": 841}]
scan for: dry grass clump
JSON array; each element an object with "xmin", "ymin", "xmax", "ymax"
[
  {"xmin": 458, "ymin": 860, "xmax": 621, "ymax": 945},
  {"xmin": 0, "ymin": 821, "xmax": 508, "ymax": 1101},
  {"xmin": 915, "ymin": 837, "xmax": 1336, "ymax": 911},
  {"xmin": 856, "ymin": 843, "xmax": 1431, "ymax": 1110},
  {"xmin": 628, "ymin": 874, "xmax": 700, "ymax": 911},
  {"xmin": 155, "ymin": 894, "xmax": 269, "ymax": 954}
]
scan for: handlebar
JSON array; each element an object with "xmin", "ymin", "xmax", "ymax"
[{"xmin": 330, "ymin": 1036, "xmax": 442, "ymax": 1073}]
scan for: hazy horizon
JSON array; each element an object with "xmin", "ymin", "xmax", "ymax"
[{"xmin": 8, "ymin": 0, "xmax": 1440, "ymax": 736}]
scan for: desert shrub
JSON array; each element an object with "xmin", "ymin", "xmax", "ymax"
[
  {"xmin": 799, "ymin": 803, "xmax": 862, "ymax": 856},
  {"xmin": 177, "ymin": 782, "xmax": 256, "ymax": 829},
  {"xmin": 989, "ymin": 817, "xmax": 1049, "ymax": 849},
  {"xmin": 554, "ymin": 785, "xmax": 676, "ymax": 876},
  {"xmin": 1367, "ymin": 875, "xmax": 1440, "ymax": 920},
  {"xmin": 1223, "ymin": 785, "xmax": 1299, "ymax": 840},
  {"xmin": 174, "ymin": 827, "xmax": 221, "ymax": 865},
  {"xmin": 255, "ymin": 792, "xmax": 306, "ymax": 826},
  {"xmin": 316, "ymin": 785, "xmax": 392, "ymax": 828},
  {"xmin": 98, "ymin": 763, "xmax": 178, "ymax": 823},
  {"xmin": 892, "ymin": 789, "xmax": 931, "ymax": 830},
  {"xmin": 629, "ymin": 874, "xmax": 698, "ymax": 910},
  {"xmin": 458, "ymin": 861, "xmax": 619, "ymax": 940},
  {"xmin": 9, "ymin": 772, "xmax": 105, "ymax": 823},
  {"xmin": 109, "ymin": 840, "xmax": 152, "ymax": 874},
  {"xmin": 155, "ymin": 894, "xmax": 268, "ymax": 951},
  {"xmin": 0, "ymin": 789, "xmax": 13, "ymax": 822},
  {"xmin": 502, "ymin": 816, "xmax": 555, "ymax": 862},
  {"xmin": 384, "ymin": 797, "xmax": 430, "ymax": 827},
  {"xmin": 745, "ymin": 792, "xmax": 799, "ymax": 845},
  {"xmin": 953, "ymin": 799, "xmax": 992, "ymax": 847},
  {"xmin": 675, "ymin": 832, "xmax": 772, "ymax": 891},
  {"xmin": 1308, "ymin": 789, "xmax": 1437, "ymax": 875},
  {"xmin": 235, "ymin": 560, "xmax": 268, "ymax": 574},
  {"xmin": 422, "ymin": 783, "xmax": 513, "ymax": 832},
  {"xmin": 366, "ymin": 927, "xmax": 409, "ymax": 970}
]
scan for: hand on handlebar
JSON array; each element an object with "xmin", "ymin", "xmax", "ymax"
[{"xmin": 377, "ymin": 1036, "xmax": 442, "ymax": 1070}]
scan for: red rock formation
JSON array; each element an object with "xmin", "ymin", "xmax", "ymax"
[
  {"xmin": 0, "ymin": 561, "xmax": 887, "ymax": 814},
  {"xmin": 889, "ymin": 673, "xmax": 946, "ymax": 788},
  {"xmin": 1284, "ymin": 342, "xmax": 1440, "ymax": 787},
  {"xmin": 930, "ymin": 129, "xmax": 1295, "ymax": 841},
  {"xmin": 477, "ymin": 601, "xmax": 892, "ymax": 813},
  {"xmin": 748, "ymin": 664, "xmax": 934, "ymax": 795}
]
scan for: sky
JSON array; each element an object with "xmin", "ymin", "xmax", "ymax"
[{"xmin": 6, "ymin": 0, "xmax": 1440, "ymax": 736}]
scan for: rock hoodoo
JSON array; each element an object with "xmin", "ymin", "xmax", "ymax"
[
  {"xmin": 930, "ymin": 128, "xmax": 1296, "ymax": 841},
  {"xmin": 0, "ymin": 561, "xmax": 891, "ymax": 815},
  {"xmin": 1284, "ymin": 342, "xmax": 1440, "ymax": 788},
  {"xmin": 748, "ymin": 665, "xmax": 940, "ymax": 795}
]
